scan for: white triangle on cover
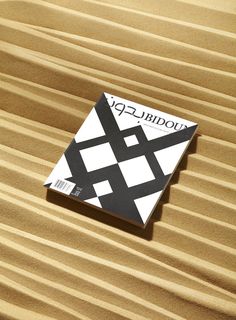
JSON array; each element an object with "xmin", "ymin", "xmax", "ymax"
[
  {"xmin": 104, "ymin": 93, "xmax": 196, "ymax": 139},
  {"xmin": 75, "ymin": 108, "xmax": 105, "ymax": 143},
  {"xmin": 134, "ymin": 191, "xmax": 162, "ymax": 224},
  {"xmin": 141, "ymin": 124, "xmax": 169, "ymax": 140},
  {"xmin": 44, "ymin": 154, "xmax": 72, "ymax": 185},
  {"xmin": 85, "ymin": 197, "xmax": 102, "ymax": 208},
  {"xmin": 154, "ymin": 140, "xmax": 189, "ymax": 175}
]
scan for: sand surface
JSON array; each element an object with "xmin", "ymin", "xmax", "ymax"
[{"xmin": 0, "ymin": 0, "xmax": 236, "ymax": 319}]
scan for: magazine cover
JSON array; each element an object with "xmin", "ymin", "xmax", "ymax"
[{"xmin": 44, "ymin": 93, "xmax": 198, "ymax": 227}]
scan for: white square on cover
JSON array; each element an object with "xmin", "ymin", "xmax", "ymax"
[
  {"xmin": 80, "ymin": 142, "xmax": 117, "ymax": 172},
  {"xmin": 118, "ymin": 155, "xmax": 155, "ymax": 187},
  {"xmin": 93, "ymin": 180, "xmax": 113, "ymax": 197},
  {"xmin": 124, "ymin": 134, "xmax": 139, "ymax": 147}
]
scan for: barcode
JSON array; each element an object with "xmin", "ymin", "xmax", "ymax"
[{"xmin": 50, "ymin": 179, "xmax": 75, "ymax": 195}]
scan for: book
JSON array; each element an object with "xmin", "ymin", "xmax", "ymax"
[{"xmin": 44, "ymin": 93, "xmax": 198, "ymax": 227}]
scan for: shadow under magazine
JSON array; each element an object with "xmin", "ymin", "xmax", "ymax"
[{"xmin": 46, "ymin": 133, "xmax": 200, "ymax": 241}]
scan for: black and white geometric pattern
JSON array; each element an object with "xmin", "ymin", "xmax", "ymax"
[{"xmin": 44, "ymin": 93, "xmax": 197, "ymax": 227}]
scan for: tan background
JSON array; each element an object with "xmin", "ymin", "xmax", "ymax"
[{"xmin": 0, "ymin": 0, "xmax": 236, "ymax": 319}]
